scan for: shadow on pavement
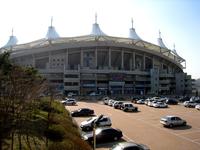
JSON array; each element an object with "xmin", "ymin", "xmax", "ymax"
[{"xmin": 171, "ymin": 125, "xmax": 192, "ymax": 130}]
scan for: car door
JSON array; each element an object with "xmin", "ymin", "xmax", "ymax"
[
  {"xmin": 96, "ymin": 129, "xmax": 109, "ymax": 142},
  {"xmin": 99, "ymin": 118, "xmax": 108, "ymax": 126},
  {"xmin": 171, "ymin": 117, "xmax": 176, "ymax": 125},
  {"xmin": 175, "ymin": 117, "xmax": 182, "ymax": 125}
]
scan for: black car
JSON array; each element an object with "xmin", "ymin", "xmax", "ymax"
[
  {"xmin": 166, "ymin": 98, "xmax": 178, "ymax": 105},
  {"xmin": 178, "ymin": 96, "xmax": 190, "ymax": 102},
  {"xmin": 71, "ymin": 108, "xmax": 94, "ymax": 117},
  {"xmin": 82, "ymin": 127, "xmax": 123, "ymax": 144}
]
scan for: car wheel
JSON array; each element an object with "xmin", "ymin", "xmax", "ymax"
[
  {"xmin": 169, "ymin": 124, "xmax": 173, "ymax": 128},
  {"xmin": 114, "ymin": 136, "xmax": 118, "ymax": 141}
]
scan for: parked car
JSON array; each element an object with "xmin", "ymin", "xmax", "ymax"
[
  {"xmin": 121, "ymin": 103, "xmax": 138, "ymax": 112},
  {"xmin": 160, "ymin": 115, "xmax": 187, "ymax": 128},
  {"xmin": 71, "ymin": 108, "xmax": 94, "ymax": 117},
  {"xmin": 190, "ymin": 96, "xmax": 200, "ymax": 102},
  {"xmin": 136, "ymin": 99, "xmax": 145, "ymax": 104},
  {"xmin": 147, "ymin": 100, "xmax": 156, "ymax": 107},
  {"xmin": 110, "ymin": 142, "xmax": 150, "ymax": 150},
  {"xmin": 131, "ymin": 97, "xmax": 140, "ymax": 103},
  {"xmin": 80, "ymin": 115, "xmax": 112, "ymax": 131},
  {"xmin": 103, "ymin": 97, "xmax": 110, "ymax": 105},
  {"xmin": 108, "ymin": 99, "xmax": 115, "ymax": 106},
  {"xmin": 178, "ymin": 96, "xmax": 190, "ymax": 102},
  {"xmin": 153, "ymin": 101, "xmax": 168, "ymax": 108},
  {"xmin": 166, "ymin": 98, "xmax": 178, "ymax": 105},
  {"xmin": 195, "ymin": 104, "xmax": 200, "ymax": 110},
  {"xmin": 183, "ymin": 101, "xmax": 198, "ymax": 108},
  {"xmin": 61, "ymin": 98, "xmax": 77, "ymax": 105},
  {"xmin": 89, "ymin": 92, "xmax": 100, "ymax": 96},
  {"xmin": 113, "ymin": 101, "xmax": 124, "ymax": 109},
  {"xmin": 82, "ymin": 127, "xmax": 123, "ymax": 144}
]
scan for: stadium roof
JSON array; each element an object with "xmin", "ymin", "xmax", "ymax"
[{"xmin": 0, "ymin": 17, "xmax": 185, "ymax": 69}]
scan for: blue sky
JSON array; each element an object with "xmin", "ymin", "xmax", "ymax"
[{"xmin": 0, "ymin": 0, "xmax": 199, "ymax": 79}]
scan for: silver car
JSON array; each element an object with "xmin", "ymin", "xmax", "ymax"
[
  {"xmin": 110, "ymin": 142, "xmax": 150, "ymax": 150},
  {"xmin": 80, "ymin": 115, "xmax": 112, "ymax": 131},
  {"xmin": 160, "ymin": 116, "xmax": 187, "ymax": 128},
  {"xmin": 195, "ymin": 104, "xmax": 200, "ymax": 110}
]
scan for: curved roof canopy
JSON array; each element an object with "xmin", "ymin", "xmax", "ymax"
[
  {"xmin": 90, "ymin": 14, "xmax": 106, "ymax": 36},
  {"xmin": 129, "ymin": 19, "xmax": 141, "ymax": 40},
  {"xmin": 3, "ymin": 29, "xmax": 18, "ymax": 48},
  {"xmin": 157, "ymin": 30, "xmax": 167, "ymax": 49},
  {"xmin": 0, "ymin": 17, "xmax": 186, "ymax": 69},
  {"xmin": 45, "ymin": 17, "xmax": 60, "ymax": 40}
]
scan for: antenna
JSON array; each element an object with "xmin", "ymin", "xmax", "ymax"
[
  {"xmin": 51, "ymin": 16, "xmax": 53, "ymax": 27},
  {"xmin": 95, "ymin": 13, "xmax": 97, "ymax": 24},
  {"xmin": 159, "ymin": 30, "xmax": 161, "ymax": 38},
  {"xmin": 131, "ymin": 18, "xmax": 133, "ymax": 29},
  {"xmin": 173, "ymin": 43, "xmax": 176, "ymax": 50},
  {"xmin": 11, "ymin": 28, "xmax": 14, "ymax": 36}
]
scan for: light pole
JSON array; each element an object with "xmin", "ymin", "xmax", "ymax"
[
  {"xmin": 93, "ymin": 123, "xmax": 96, "ymax": 150},
  {"xmin": 92, "ymin": 114, "xmax": 103, "ymax": 150}
]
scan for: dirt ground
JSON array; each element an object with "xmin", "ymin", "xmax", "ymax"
[{"xmin": 66, "ymin": 101, "xmax": 200, "ymax": 150}]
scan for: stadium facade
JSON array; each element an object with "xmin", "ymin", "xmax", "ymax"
[{"xmin": 0, "ymin": 17, "xmax": 193, "ymax": 96}]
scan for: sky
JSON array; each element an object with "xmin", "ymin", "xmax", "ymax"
[{"xmin": 0, "ymin": 0, "xmax": 200, "ymax": 79}]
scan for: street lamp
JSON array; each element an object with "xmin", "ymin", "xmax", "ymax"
[{"xmin": 92, "ymin": 114, "xmax": 103, "ymax": 150}]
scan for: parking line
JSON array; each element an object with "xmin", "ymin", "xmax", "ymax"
[
  {"xmin": 134, "ymin": 117, "xmax": 200, "ymax": 146},
  {"xmin": 178, "ymin": 130, "xmax": 200, "ymax": 135},
  {"xmin": 193, "ymin": 138, "xmax": 200, "ymax": 141}
]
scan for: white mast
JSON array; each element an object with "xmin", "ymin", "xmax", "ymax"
[
  {"xmin": 90, "ymin": 13, "xmax": 106, "ymax": 36},
  {"xmin": 129, "ymin": 18, "xmax": 141, "ymax": 40},
  {"xmin": 157, "ymin": 30, "xmax": 167, "ymax": 48},
  {"xmin": 46, "ymin": 17, "xmax": 60, "ymax": 40},
  {"xmin": 3, "ymin": 28, "xmax": 18, "ymax": 48}
]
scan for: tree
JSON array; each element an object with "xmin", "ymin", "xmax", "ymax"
[{"xmin": 0, "ymin": 52, "xmax": 46, "ymax": 150}]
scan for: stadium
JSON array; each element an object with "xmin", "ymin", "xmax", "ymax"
[{"xmin": 0, "ymin": 17, "xmax": 192, "ymax": 96}]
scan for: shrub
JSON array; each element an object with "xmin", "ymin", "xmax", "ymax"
[{"xmin": 44, "ymin": 125, "xmax": 65, "ymax": 142}]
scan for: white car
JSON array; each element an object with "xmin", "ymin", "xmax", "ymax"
[
  {"xmin": 153, "ymin": 101, "xmax": 168, "ymax": 108},
  {"xmin": 195, "ymin": 104, "xmax": 200, "ymax": 110},
  {"xmin": 108, "ymin": 99, "xmax": 115, "ymax": 106},
  {"xmin": 80, "ymin": 115, "xmax": 112, "ymax": 131},
  {"xmin": 147, "ymin": 100, "xmax": 156, "ymax": 107},
  {"xmin": 121, "ymin": 103, "xmax": 138, "ymax": 112},
  {"xmin": 183, "ymin": 101, "xmax": 197, "ymax": 108},
  {"xmin": 160, "ymin": 115, "xmax": 187, "ymax": 128},
  {"xmin": 113, "ymin": 101, "xmax": 124, "ymax": 109},
  {"xmin": 62, "ymin": 98, "xmax": 77, "ymax": 105},
  {"xmin": 136, "ymin": 99, "xmax": 145, "ymax": 104}
]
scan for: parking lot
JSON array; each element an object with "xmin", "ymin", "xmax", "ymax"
[{"xmin": 66, "ymin": 101, "xmax": 200, "ymax": 150}]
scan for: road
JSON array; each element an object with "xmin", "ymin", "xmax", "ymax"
[{"xmin": 66, "ymin": 101, "xmax": 200, "ymax": 150}]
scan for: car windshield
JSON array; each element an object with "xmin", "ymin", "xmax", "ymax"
[{"xmin": 87, "ymin": 117, "xmax": 96, "ymax": 122}]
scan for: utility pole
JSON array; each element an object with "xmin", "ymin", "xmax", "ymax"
[{"xmin": 92, "ymin": 114, "xmax": 103, "ymax": 150}]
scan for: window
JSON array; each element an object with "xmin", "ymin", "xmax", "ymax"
[
  {"xmin": 65, "ymin": 74, "xmax": 79, "ymax": 78},
  {"xmin": 124, "ymin": 147, "xmax": 140, "ymax": 150}
]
